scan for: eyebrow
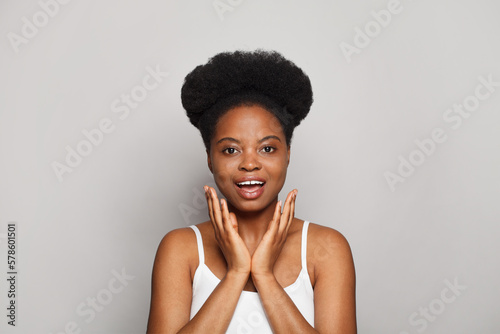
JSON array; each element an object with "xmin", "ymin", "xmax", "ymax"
[{"xmin": 216, "ymin": 135, "xmax": 282, "ymax": 145}]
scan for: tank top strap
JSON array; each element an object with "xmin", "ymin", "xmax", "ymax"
[
  {"xmin": 188, "ymin": 225, "xmax": 205, "ymax": 265},
  {"xmin": 301, "ymin": 221, "xmax": 310, "ymax": 272}
]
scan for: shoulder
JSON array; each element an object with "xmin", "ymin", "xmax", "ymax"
[
  {"xmin": 153, "ymin": 226, "xmax": 199, "ymax": 273},
  {"xmin": 306, "ymin": 223, "xmax": 357, "ymax": 333},
  {"xmin": 306, "ymin": 223, "xmax": 355, "ymax": 278},
  {"xmin": 148, "ymin": 227, "xmax": 199, "ymax": 332},
  {"xmin": 307, "ymin": 222, "xmax": 352, "ymax": 252},
  {"xmin": 157, "ymin": 226, "xmax": 197, "ymax": 252}
]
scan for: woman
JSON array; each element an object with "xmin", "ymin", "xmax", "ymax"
[{"xmin": 147, "ymin": 50, "xmax": 356, "ymax": 333}]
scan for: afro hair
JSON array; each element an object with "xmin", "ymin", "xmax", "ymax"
[{"xmin": 181, "ymin": 49, "xmax": 313, "ymax": 149}]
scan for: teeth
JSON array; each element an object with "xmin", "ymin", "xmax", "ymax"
[{"xmin": 237, "ymin": 180, "xmax": 264, "ymax": 186}]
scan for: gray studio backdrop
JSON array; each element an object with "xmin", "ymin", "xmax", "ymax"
[{"xmin": 1, "ymin": 0, "xmax": 499, "ymax": 333}]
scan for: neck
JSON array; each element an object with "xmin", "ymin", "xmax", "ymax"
[{"xmin": 228, "ymin": 199, "xmax": 278, "ymax": 248}]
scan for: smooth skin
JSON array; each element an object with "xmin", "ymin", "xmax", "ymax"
[{"xmin": 147, "ymin": 105, "xmax": 357, "ymax": 333}]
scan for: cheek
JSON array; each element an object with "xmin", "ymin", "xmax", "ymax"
[
  {"xmin": 211, "ymin": 161, "xmax": 234, "ymax": 188},
  {"xmin": 265, "ymin": 156, "xmax": 288, "ymax": 181},
  {"xmin": 279, "ymin": 155, "xmax": 290, "ymax": 180}
]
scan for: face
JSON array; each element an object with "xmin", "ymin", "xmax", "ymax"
[{"xmin": 207, "ymin": 104, "xmax": 290, "ymax": 213}]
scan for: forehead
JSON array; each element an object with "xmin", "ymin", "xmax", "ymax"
[{"xmin": 214, "ymin": 104, "xmax": 284, "ymax": 139}]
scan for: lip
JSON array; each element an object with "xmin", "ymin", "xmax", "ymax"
[
  {"xmin": 234, "ymin": 176, "xmax": 266, "ymax": 200},
  {"xmin": 234, "ymin": 176, "xmax": 266, "ymax": 184},
  {"xmin": 234, "ymin": 183, "xmax": 266, "ymax": 200}
]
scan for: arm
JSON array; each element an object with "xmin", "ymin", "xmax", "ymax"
[
  {"xmin": 180, "ymin": 271, "xmax": 249, "ymax": 333},
  {"xmin": 312, "ymin": 226, "xmax": 357, "ymax": 333},
  {"xmin": 252, "ymin": 221, "xmax": 356, "ymax": 333},
  {"xmin": 252, "ymin": 273, "xmax": 318, "ymax": 333},
  {"xmin": 146, "ymin": 228, "xmax": 192, "ymax": 333},
  {"xmin": 146, "ymin": 228, "xmax": 249, "ymax": 334}
]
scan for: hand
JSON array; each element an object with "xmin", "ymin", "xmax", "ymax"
[
  {"xmin": 250, "ymin": 189, "xmax": 297, "ymax": 278},
  {"xmin": 204, "ymin": 186, "xmax": 251, "ymax": 277}
]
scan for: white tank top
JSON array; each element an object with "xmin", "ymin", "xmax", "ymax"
[{"xmin": 188, "ymin": 221, "xmax": 314, "ymax": 333}]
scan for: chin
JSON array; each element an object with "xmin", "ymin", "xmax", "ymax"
[{"xmin": 228, "ymin": 195, "xmax": 277, "ymax": 214}]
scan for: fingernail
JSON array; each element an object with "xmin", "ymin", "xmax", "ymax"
[{"xmin": 203, "ymin": 186, "xmax": 207, "ymax": 193}]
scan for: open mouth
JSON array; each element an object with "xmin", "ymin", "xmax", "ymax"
[{"xmin": 236, "ymin": 180, "xmax": 265, "ymax": 193}]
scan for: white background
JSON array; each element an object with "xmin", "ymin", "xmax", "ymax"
[{"xmin": 1, "ymin": 0, "xmax": 499, "ymax": 333}]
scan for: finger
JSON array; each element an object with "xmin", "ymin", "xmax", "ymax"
[
  {"xmin": 205, "ymin": 186, "xmax": 216, "ymax": 226},
  {"xmin": 207, "ymin": 186, "xmax": 223, "ymax": 234},
  {"xmin": 263, "ymin": 200, "xmax": 281, "ymax": 240},
  {"xmin": 221, "ymin": 198, "xmax": 233, "ymax": 233},
  {"xmin": 280, "ymin": 189, "xmax": 296, "ymax": 235},
  {"xmin": 210, "ymin": 188, "xmax": 224, "ymax": 233},
  {"xmin": 285, "ymin": 190, "xmax": 297, "ymax": 236},
  {"xmin": 229, "ymin": 212, "xmax": 238, "ymax": 234},
  {"xmin": 279, "ymin": 190, "xmax": 294, "ymax": 233},
  {"xmin": 267, "ymin": 200, "xmax": 282, "ymax": 235}
]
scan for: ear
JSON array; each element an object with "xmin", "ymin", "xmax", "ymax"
[{"xmin": 207, "ymin": 149, "xmax": 213, "ymax": 173}]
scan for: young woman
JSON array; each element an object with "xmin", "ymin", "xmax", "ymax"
[{"xmin": 147, "ymin": 50, "xmax": 356, "ymax": 333}]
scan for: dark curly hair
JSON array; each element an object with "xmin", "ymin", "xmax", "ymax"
[{"xmin": 181, "ymin": 49, "xmax": 313, "ymax": 150}]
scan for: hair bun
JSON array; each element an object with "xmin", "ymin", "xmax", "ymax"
[{"xmin": 181, "ymin": 49, "xmax": 313, "ymax": 128}]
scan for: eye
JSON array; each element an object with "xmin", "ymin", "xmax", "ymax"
[
  {"xmin": 262, "ymin": 146, "xmax": 275, "ymax": 153},
  {"xmin": 223, "ymin": 147, "xmax": 237, "ymax": 154}
]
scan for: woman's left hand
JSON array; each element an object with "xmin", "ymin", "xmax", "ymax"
[{"xmin": 251, "ymin": 189, "xmax": 297, "ymax": 278}]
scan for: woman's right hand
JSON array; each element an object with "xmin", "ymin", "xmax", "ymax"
[{"xmin": 205, "ymin": 186, "xmax": 251, "ymax": 277}]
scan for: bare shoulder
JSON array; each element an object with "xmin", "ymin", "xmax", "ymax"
[
  {"xmin": 308, "ymin": 222, "xmax": 352, "ymax": 247},
  {"xmin": 148, "ymin": 227, "xmax": 199, "ymax": 332},
  {"xmin": 157, "ymin": 226, "xmax": 197, "ymax": 251},
  {"xmin": 307, "ymin": 223, "xmax": 355, "ymax": 276},
  {"xmin": 305, "ymin": 223, "xmax": 357, "ymax": 332},
  {"xmin": 154, "ymin": 226, "xmax": 198, "ymax": 273}
]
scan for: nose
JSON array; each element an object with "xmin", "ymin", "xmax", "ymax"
[{"xmin": 238, "ymin": 150, "xmax": 262, "ymax": 171}]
